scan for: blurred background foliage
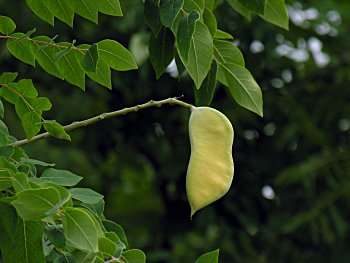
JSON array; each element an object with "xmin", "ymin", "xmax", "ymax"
[{"xmin": 1, "ymin": 0, "xmax": 350, "ymax": 262}]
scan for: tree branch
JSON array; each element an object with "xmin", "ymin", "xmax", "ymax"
[{"xmin": 11, "ymin": 97, "xmax": 193, "ymax": 147}]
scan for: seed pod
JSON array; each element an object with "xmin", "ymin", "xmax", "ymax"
[{"xmin": 187, "ymin": 106, "xmax": 234, "ymax": 217}]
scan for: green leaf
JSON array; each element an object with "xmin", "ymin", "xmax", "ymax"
[
  {"xmin": 67, "ymin": 0, "xmax": 98, "ymax": 24},
  {"xmin": 213, "ymin": 39, "xmax": 245, "ymax": 66},
  {"xmin": 0, "ymin": 16, "xmax": 16, "ymax": 35},
  {"xmin": 82, "ymin": 43, "xmax": 99, "ymax": 73},
  {"xmin": 195, "ymin": 249, "xmax": 219, "ymax": 263},
  {"xmin": 41, "ymin": 168, "xmax": 82, "ymax": 187},
  {"xmin": 11, "ymin": 187, "xmax": 61, "ymax": 220},
  {"xmin": 11, "ymin": 172, "xmax": 30, "ymax": 193},
  {"xmin": 20, "ymin": 157, "xmax": 55, "ymax": 167},
  {"xmin": 22, "ymin": 111, "xmax": 42, "ymax": 139},
  {"xmin": 45, "ymin": 0, "xmax": 74, "ymax": 27},
  {"xmin": 183, "ymin": 0, "xmax": 205, "ymax": 14},
  {"xmin": 0, "ymin": 202, "xmax": 18, "ymax": 240},
  {"xmin": 11, "ymin": 79, "xmax": 39, "ymax": 98},
  {"xmin": 178, "ymin": 21, "xmax": 213, "ymax": 88},
  {"xmin": 0, "ymin": 146, "xmax": 13, "ymax": 157},
  {"xmin": 63, "ymin": 208, "xmax": 102, "ymax": 252},
  {"xmin": 102, "ymin": 220, "xmax": 129, "ymax": 249},
  {"xmin": 69, "ymin": 188, "xmax": 104, "ymax": 204},
  {"xmin": 1, "ymin": 219, "xmax": 45, "ymax": 263},
  {"xmin": 238, "ymin": 0, "xmax": 266, "ymax": 15},
  {"xmin": 194, "ymin": 61, "xmax": 217, "ymax": 106},
  {"xmin": 76, "ymin": 44, "xmax": 112, "ymax": 89},
  {"xmin": 144, "ymin": 0, "xmax": 163, "ymax": 36},
  {"xmin": 226, "ymin": 0, "xmax": 252, "ymax": 20},
  {"xmin": 6, "ymin": 33, "xmax": 36, "ymax": 66},
  {"xmin": 25, "ymin": 0, "xmax": 54, "ymax": 25},
  {"xmin": 0, "ymin": 99, "xmax": 4, "ymax": 118},
  {"xmin": 56, "ymin": 43, "xmax": 85, "ymax": 89},
  {"xmin": 160, "ymin": 0, "xmax": 184, "ymax": 29},
  {"xmin": 203, "ymin": 8, "xmax": 217, "ymax": 36},
  {"xmin": 98, "ymin": 39, "xmax": 138, "ymax": 71},
  {"xmin": 99, "ymin": 236, "xmax": 117, "ymax": 258},
  {"xmin": 217, "ymin": 63, "xmax": 263, "ymax": 116},
  {"xmin": 122, "ymin": 249, "xmax": 146, "ymax": 263},
  {"xmin": 33, "ymin": 36, "xmax": 63, "ymax": 79},
  {"xmin": 214, "ymin": 29, "xmax": 233, "ymax": 39},
  {"xmin": 205, "ymin": 0, "xmax": 215, "ymax": 10},
  {"xmin": 176, "ymin": 11, "xmax": 200, "ymax": 61},
  {"xmin": 45, "ymin": 225, "xmax": 66, "ymax": 248},
  {"xmin": 88, "ymin": 58, "xmax": 112, "ymax": 89},
  {"xmin": 0, "ymin": 168, "xmax": 13, "ymax": 191},
  {"xmin": 149, "ymin": 27, "xmax": 175, "ymax": 79},
  {"xmin": 0, "ymin": 72, "xmax": 18, "ymax": 84},
  {"xmin": 99, "ymin": 0, "xmax": 123, "ymax": 16},
  {"xmin": 44, "ymin": 121, "xmax": 71, "ymax": 141},
  {"xmin": 115, "ymin": 241, "xmax": 127, "ymax": 258},
  {"xmin": 260, "ymin": 0, "xmax": 289, "ymax": 30}
]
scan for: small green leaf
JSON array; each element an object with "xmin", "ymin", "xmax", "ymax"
[
  {"xmin": 214, "ymin": 29, "xmax": 233, "ymax": 40},
  {"xmin": 99, "ymin": 0, "xmax": 123, "ymax": 16},
  {"xmin": 160, "ymin": 0, "xmax": 184, "ymax": 29},
  {"xmin": 11, "ymin": 172, "xmax": 30, "ymax": 193},
  {"xmin": 0, "ymin": 168, "xmax": 13, "ymax": 191},
  {"xmin": 6, "ymin": 33, "xmax": 36, "ymax": 66},
  {"xmin": 217, "ymin": 63, "xmax": 263, "ymax": 116},
  {"xmin": 98, "ymin": 39, "xmax": 138, "ymax": 71},
  {"xmin": 102, "ymin": 220, "xmax": 129, "ymax": 249},
  {"xmin": 20, "ymin": 157, "xmax": 55, "ymax": 167},
  {"xmin": 195, "ymin": 249, "xmax": 219, "ymax": 263},
  {"xmin": 99, "ymin": 236, "xmax": 117, "ymax": 258},
  {"xmin": 0, "ymin": 16, "xmax": 16, "ymax": 35},
  {"xmin": 25, "ymin": 0, "xmax": 54, "ymax": 25},
  {"xmin": 122, "ymin": 249, "xmax": 146, "ymax": 263},
  {"xmin": 183, "ymin": 0, "xmax": 205, "ymax": 14},
  {"xmin": 67, "ymin": 0, "xmax": 98, "ymax": 24},
  {"xmin": 149, "ymin": 27, "xmax": 175, "ymax": 79},
  {"xmin": 44, "ymin": 121, "xmax": 71, "ymax": 141},
  {"xmin": 260, "ymin": 0, "xmax": 289, "ymax": 30},
  {"xmin": 44, "ymin": 225, "xmax": 66, "ymax": 248},
  {"xmin": 115, "ymin": 241, "xmax": 127, "ymax": 258},
  {"xmin": 41, "ymin": 168, "xmax": 82, "ymax": 187},
  {"xmin": 11, "ymin": 187, "xmax": 61, "ymax": 220},
  {"xmin": 213, "ymin": 39, "xmax": 245, "ymax": 66},
  {"xmin": 63, "ymin": 208, "xmax": 102, "ymax": 252},
  {"xmin": 203, "ymin": 8, "xmax": 217, "ymax": 36},
  {"xmin": 178, "ymin": 21, "xmax": 213, "ymax": 88},
  {"xmin": 144, "ymin": 0, "xmax": 163, "ymax": 36},
  {"xmin": 82, "ymin": 43, "xmax": 99, "ymax": 73},
  {"xmin": 176, "ymin": 11, "xmax": 200, "ymax": 61},
  {"xmin": 0, "ymin": 72, "xmax": 18, "ymax": 84},
  {"xmin": 21, "ymin": 111, "xmax": 42, "ymax": 140},
  {"xmin": 45, "ymin": 0, "xmax": 74, "ymax": 27},
  {"xmin": 194, "ymin": 61, "xmax": 217, "ymax": 106},
  {"xmin": 69, "ymin": 188, "xmax": 104, "ymax": 204},
  {"xmin": 0, "ymin": 146, "xmax": 13, "ymax": 157}
]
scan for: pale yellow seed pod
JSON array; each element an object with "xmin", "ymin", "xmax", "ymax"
[{"xmin": 186, "ymin": 106, "xmax": 234, "ymax": 218}]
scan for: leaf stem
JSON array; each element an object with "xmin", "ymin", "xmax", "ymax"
[{"xmin": 11, "ymin": 97, "xmax": 193, "ymax": 147}]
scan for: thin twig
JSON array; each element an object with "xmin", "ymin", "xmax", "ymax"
[{"xmin": 11, "ymin": 97, "xmax": 193, "ymax": 147}]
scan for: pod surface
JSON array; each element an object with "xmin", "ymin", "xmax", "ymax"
[{"xmin": 187, "ymin": 107, "xmax": 234, "ymax": 217}]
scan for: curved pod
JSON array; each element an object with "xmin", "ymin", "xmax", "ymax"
[{"xmin": 187, "ymin": 107, "xmax": 234, "ymax": 217}]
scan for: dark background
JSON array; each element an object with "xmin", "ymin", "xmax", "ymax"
[{"xmin": 1, "ymin": 0, "xmax": 350, "ymax": 262}]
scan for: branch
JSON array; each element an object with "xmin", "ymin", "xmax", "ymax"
[{"xmin": 11, "ymin": 97, "xmax": 193, "ymax": 147}]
